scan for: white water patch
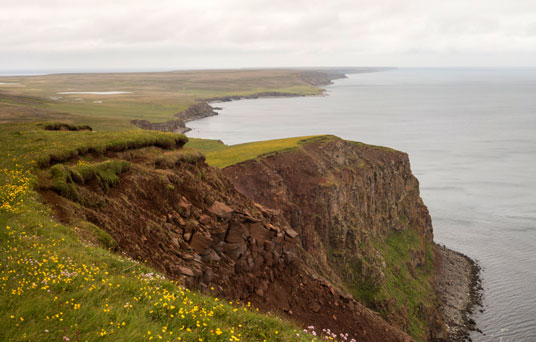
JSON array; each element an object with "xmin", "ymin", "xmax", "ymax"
[
  {"xmin": 0, "ymin": 82, "xmax": 20, "ymax": 85},
  {"xmin": 57, "ymin": 91, "xmax": 132, "ymax": 95}
]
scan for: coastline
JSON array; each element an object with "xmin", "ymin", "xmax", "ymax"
[
  {"xmin": 435, "ymin": 245, "xmax": 483, "ymax": 341},
  {"xmin": 130, "ymin": 68, "xmax": 395, "ymax": 134},
  {"xmin": 130, "ymin": 69, "xmax": 349, "ymax": 134},
  {"xmin": 130, "ymin": 68, "xmax": 483, "ymax": 340}
]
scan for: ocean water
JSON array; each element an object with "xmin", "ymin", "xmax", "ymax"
[{"xmin": 187, "ymin": 68, "xmax": 536, "ymax": 342}]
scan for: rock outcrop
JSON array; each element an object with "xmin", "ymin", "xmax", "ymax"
[
  {"xmin": 223, "ymin": 137, "xmax": 445, "ymax": 340},
  {"xmin": 131, "ymin": 102, "xmax": 218, "ymax": 133},
  {"xmin": 40, "ymin": 136, "xmax": 453, "ymax": 341}
]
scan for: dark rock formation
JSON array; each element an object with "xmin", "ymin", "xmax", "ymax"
[
  {"xmin": 131, "ymin": 102, "xmax": 218, "ymax": 133},
  {"xmin": 174, "ymin": 102, "xmax": 218, "ymax": 122}
]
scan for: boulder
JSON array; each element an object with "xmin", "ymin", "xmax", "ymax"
[
  {"xmin": 189, "ymin": 232, "xmax": 213, "ymax": 253},
  {"xmin": 285, "ymin": 228, "xmax": 299, "ymax": 239},
  {"xmin": 199, "ymin": 214, "xmax": 212, "ymax": 225},
  {"xmin": 225, "ymin": 222, "xmax": 248, "ymax": 243},
  {"xmin": 208, "ymin": 201, "xmax": 234, "ymax": 219},
  {"xmin": 178, "ymin": 199, "xmax": 192, "ymax": 218},
  {"xmin": 177, "ymin": 266, "xmax": 194, "ymax": 276},
  {"xmin": 250, "ymin": 222, "xmax": 271, "ymax": 245}
]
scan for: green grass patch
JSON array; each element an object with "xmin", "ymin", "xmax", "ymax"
[
  {"xmin": 154, "ymin": 149, "xmax": 205, "ymax": 169},
  {"xmin": 0, "ymin": 122, "xmax": 187, "ymax": 171},
  {"xmin": 191, "ymin": 135, "xmax": 333, "ymax": 169},
  {"xmin": 371, "ymin": 229, "xmax": 436, "ymax": 341},
  {"xmin": 42, "ymin": 122, "xmax": 93, "ymax": 131},
  {"xmin": 46, "ymin": 159, "xmax": 131, "ymax": 201}
]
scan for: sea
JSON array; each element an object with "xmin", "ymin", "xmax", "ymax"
[{"xmin": 187, "ymin": 68, "xmax": 536, "ymax": 342}]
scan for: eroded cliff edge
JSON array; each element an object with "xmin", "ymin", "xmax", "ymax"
[
  {"xmin": 38, "ymin": 135, "xmax": 474, "ymax": 341},
  {"xmin": 223, "ymin": 136, "xmax": 447, "ymax": 340}
]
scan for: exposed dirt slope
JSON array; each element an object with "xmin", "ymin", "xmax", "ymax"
[{"xmin": 40, "ymin": 144, "xmax": 413, "ymax": 342}]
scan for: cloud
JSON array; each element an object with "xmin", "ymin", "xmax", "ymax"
[{"xmin": 0, "ymin": 0, "xmax": 535, "ymax": 70}]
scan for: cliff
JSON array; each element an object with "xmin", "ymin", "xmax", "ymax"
[
  {"xmin": 131, "ymin": 102, "xmax": 218, "ymax": 133},
  {"xmin": 223, "ymin": 136, "xmax": 446, "ymax": 340},
  {"xmin": 38, "ymin": 135, "xmax": 454, "ymax": 341}
]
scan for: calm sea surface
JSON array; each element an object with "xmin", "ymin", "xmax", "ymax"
[{"xmin": 187, "ymin": 68, "xmax": 536, "ymax": 341}]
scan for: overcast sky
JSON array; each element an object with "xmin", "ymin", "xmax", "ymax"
[{"xmin": 1, "ymin": 0, "xmax": 536, "ymax": 71}]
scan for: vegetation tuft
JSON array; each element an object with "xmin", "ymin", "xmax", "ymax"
[
  {"xmin": 42, "ymin": 122, "xmax": 93, "ymax": 131},
  {"xmin": 154, "ymin": 150, "xmax": 205, "ymax": 169},
  {"xmin": 47, "ymin": 160, "xmax": 130, "ymax": 201}
]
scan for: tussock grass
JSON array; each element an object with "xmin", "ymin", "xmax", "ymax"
[
  {"xmin": 48, "ymin": 160, "xmax": 131, "ymax": 201},
  {"xmin": 42, "ymin": 122, "xmax": 92, "ymax": 131},
  {"xmin": 154, "ymin": 150, "xmax": 205, "ymax": 169}
]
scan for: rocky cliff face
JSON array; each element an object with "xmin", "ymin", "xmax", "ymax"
[
  {"xmin": 223, "ymin": 137, "xmax": 445, "ymax": 340},
  {"xmin": 40, "ymin": 136, "xmax": 447, "ymax": 341}
]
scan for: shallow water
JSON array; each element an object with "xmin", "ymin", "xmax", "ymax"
[{"xmin": 188, "ymin": 68, "xmax": 536, "ymax": 341}]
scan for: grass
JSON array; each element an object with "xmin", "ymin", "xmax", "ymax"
[
  {"xmin": 0, "ymin": 69, "xmax": 324, "ymax": 131},
  {"xmin": 47, "ymin": 160, "xmax": 131, "ymax": 201},
  {"xmin": 364, "ymin": 229, "xmax": 436, "ymax": 341},
  {"xmin": 188, "ymin": 135, "xmax": 334, "ymax": 169},
  {"xmin": 0, "ymin": 122, "xmax": 325, "ymax": 342},
  {"xmin": 0, "ymin": 122, "xmax": 187, "ymax": 170}
]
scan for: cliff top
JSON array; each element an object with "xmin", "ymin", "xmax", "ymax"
[{"xmin": 187, "ymin": 135, "xmax": 402, "ymax": 169}]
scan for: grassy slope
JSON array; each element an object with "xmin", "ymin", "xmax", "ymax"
[
  {"xmin": 0, "ymin": 70, "xmax": 322, "ymax": 131},
  {"xmin": 373, "ymin": 230, "xmax": 435, "ymax": 341},
  {"xmin": 0, "ymin": 123, "xmax": 322, "ymax": 342},
  {"xmin": 187, "ymin": 135, "xmax": 334, "ymax": 169}
]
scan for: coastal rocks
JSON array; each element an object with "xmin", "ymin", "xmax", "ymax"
[
  {"xmin": 435, "ymin": 245, "xmax": 483, "ymax": 342},
  {"xmin": 131, "ymin": 102, "xmax": 218, "ymax": 134},
  {"xmin": 174, "ymin": 102, "xmax": 218, "ymax": 122}
]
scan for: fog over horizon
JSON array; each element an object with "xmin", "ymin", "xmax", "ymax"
[{"xmin": 1, "ymin": 0, "xmax": 536, "ymax": 72}]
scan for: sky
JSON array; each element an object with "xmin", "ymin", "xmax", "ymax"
[{"xmin": 1, "ymin": 0, "xmax": 536, "ymax": 71}]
